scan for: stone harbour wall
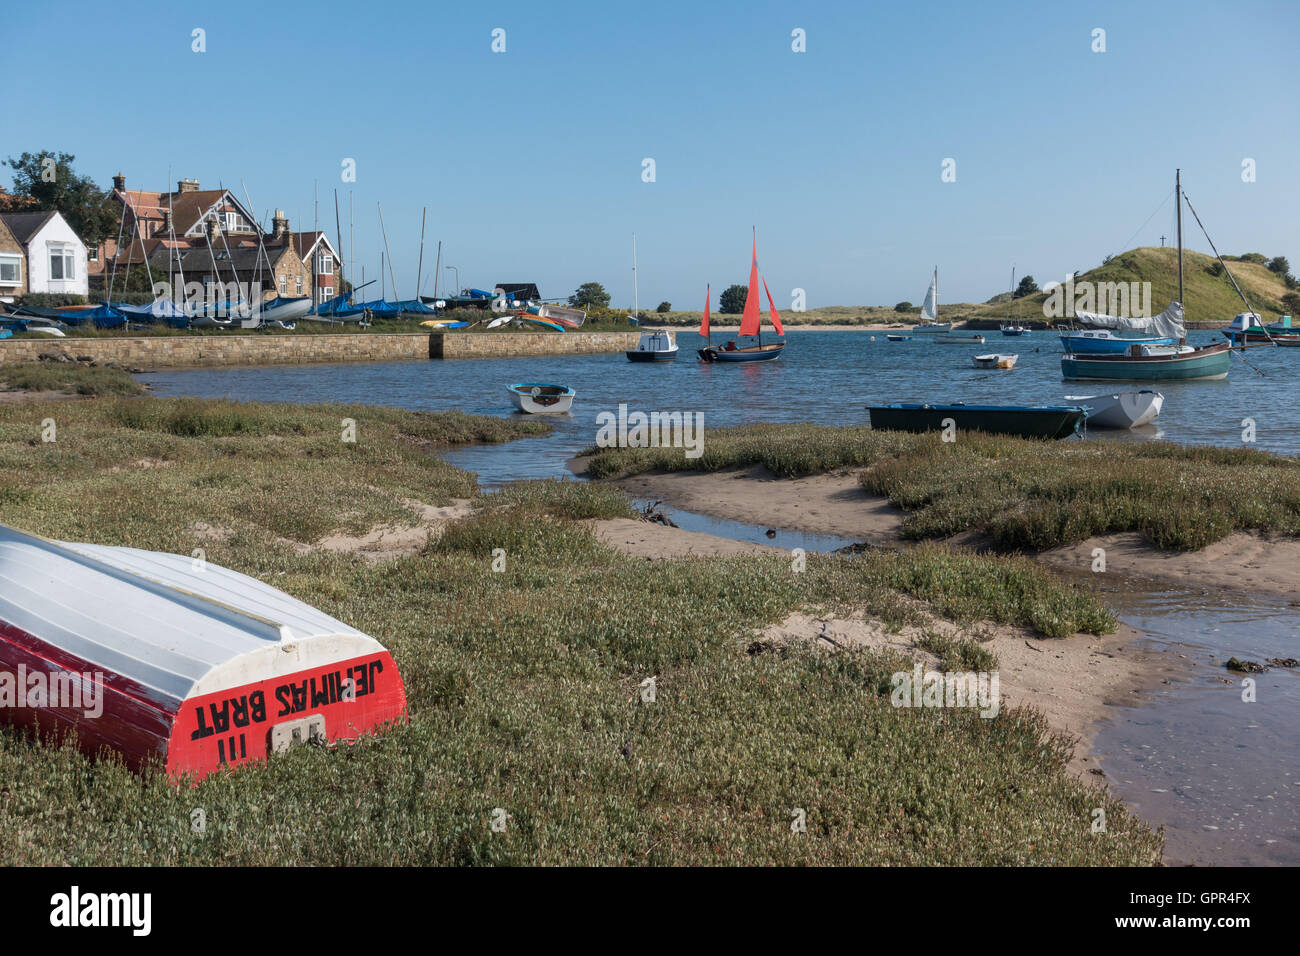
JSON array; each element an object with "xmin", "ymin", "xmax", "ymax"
[{"xmin": 0, "ymin": 330, "xmax": 643, "ymax": 368}]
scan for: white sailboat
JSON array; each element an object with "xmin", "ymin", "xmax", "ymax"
[{"xmin": 914, "ymin": 266, "xmax": 951, "ymax": 333}]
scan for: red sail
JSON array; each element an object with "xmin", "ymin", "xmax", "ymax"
[
  {"xmin": 738, "ymin": 234, "xmax": 761, "ymax": 337},
  {"xmin": 699, "ymin": 283, "xmax": 710, "ymax": 339},
  {"xmin": 762, "ymin": 276, "xmax": 785, "ymax": 335}
]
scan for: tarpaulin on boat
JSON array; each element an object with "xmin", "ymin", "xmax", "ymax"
[{"xmin": 1074, "ymin": 300, "xmax": 1185, "ymax": 340}]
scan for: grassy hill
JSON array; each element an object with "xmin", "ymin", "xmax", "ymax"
[{"xmin": 953, "ymin": 247, "xmax": 1296, "ymax": 327}]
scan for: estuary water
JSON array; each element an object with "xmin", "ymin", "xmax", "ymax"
[{"xmin": 143, "ymin": 328, "xmax": 1299, "ymax": 485}]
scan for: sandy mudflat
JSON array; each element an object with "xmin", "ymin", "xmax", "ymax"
[
  {"xmin": 761, "ymin": 611, "xmax": 1171, "ymax": 779},
  {"xmin": 1041, "ymin": 533, "xmax": 1300, "ymax": 600},
  {"xmin": 599, "ymin": 465, "xmax": 1300, "ymax": 599},
  {"xmin": 594, "ymin": 517, "xmax": 781, "ymax": 558},
  {"xmin": 600, "ymin": 465, "xmax": 905, "ymax": 544},
  {"xmin": 0, "ymin": 388, "xmax": 88, "ymax": 404}
]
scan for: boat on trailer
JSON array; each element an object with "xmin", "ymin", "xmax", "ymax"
[
  {"xmin": 627, "ymin": 330, "xmax": 678, "ymax": 362},
  {"xmin": 0, "ymin": 524, "xmax": 407, "ymax": 780},
  {"xmin": 507, "ymin": 383, "xmax": 575, "ymax": 414},
  {"xmin": 868, "ymin": 403, "xmax": 1088, "ymax": 440},
  {"xmin": 1064, "ymin": 390, "xmax": 1164, "ymax": 429},
  {"xmin": 698, "ymin": 231, "xmax": 786, "ymax": 363}
]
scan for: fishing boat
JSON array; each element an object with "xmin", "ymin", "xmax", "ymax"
[
  {"xmin": 0, "ymin": 523, "xmax": 407, "ymax": 780},
  {"xmin": 1058, "ymin": 329, "xmax": 1176, "ymax": 353},
  {"xmin": 1220, "ymin": 312, "xmax": 1299, "ymax": 346},
  {"xmin": 913, "ymin": 267, "xmax": 951, "ymax": 333},
  {"xmin": 1062, "ymin": 171, "xmax": 1237, "ymax": 383},
  {"xmin": 507, "ymin": 383, "xmax": 575, "ymax": 414},
  {"xmin": 886, "ymin": 333, "xmax": 911, "ymax": 341},
  {"xmin": 868, "ymin": 403, "xmax": 1088, "ymax": 440},
  {"xmin": 627, "ymin": 330, "xmax": 678, "ymax": 362},
  {"xmin": 1000, "ymin": 325, "xmax": 1030, "ymax": 336},
  {"xmin": 1064, "ymin": 390, "xmax": 1164, "ymax": 429},
  {"xmin": 972, "ymin": 353, "xmax": 1018, "ymax": 369},
  {"xmin": 934, "ymin": 333, "xmax": 985, "ymax": 345},
  {"xmin": 698, "ymin": 231, "xmax": 786, "ymax": 362}
]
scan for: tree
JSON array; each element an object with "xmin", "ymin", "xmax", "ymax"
[
  {"xmin": 1267, "ymin": 256, "xmax": 1290, "ymax": 275},
  {"xmin": 1281, "ymin": 292, "xmax": 1300, "ymax": 316},
  {"xmin": 655, "ymin": 301, "xmax": 671, "ymax": 313},
  {"xmin": 5, "ymin": 151, "xmax": 118, "ymax": 248},
  {"xmin": 569, "ymin": 281, "xmax": 610, "ymax": 309},
  {"xmin": 1014, "ymin": 275, "xmax": 1039, "ymax": 298},
  {"xmin": 894, "ymin": 301, "xmax": 913, "ymax": 312},
  {"xmin": 719, "ymin": 284, "xmax": 748, "ymax": 314}
]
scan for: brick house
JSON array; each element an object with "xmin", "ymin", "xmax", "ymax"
[
  {"xmin": 92, "ymin": 175, "xmax": 311, "ymax": 303},
  {"xmin": 291, "ymin": 230, "xmax": 344, "ymax": 305},
  {"xmin": 0, "ymin": 215, "xmax": 27, "ymax": 299}
]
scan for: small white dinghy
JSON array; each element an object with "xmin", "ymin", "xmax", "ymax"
[
  {"xmin": 1066, "ymin": 389, "xmax": 1164, "ymax": 429},
  {"xmin": 507, "ymin": 382, "xmax": 575, "ymax": 414},
  {"xmin": 973, "ymin": 353, "xmax": 1018, "ymax": 369}
]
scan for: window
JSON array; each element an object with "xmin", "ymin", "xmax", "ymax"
[
  {"xmin": 0, "ymin": 254, "xmax": 21, "ymax": 286},
  {"xmin": 279, "ymin": 275, "xmax": 287, "ymax": 294},
  {"xmin": 224, "ymin": 211, "xmax": 251, "ymax": 233},
  {"xmin": 88, "ymin": 245, "xmax": 99, "ymax": 262},
  {"xmin": 318, "ymin": 286, "xmax": 333, "ymax": 303},
  {"xmin": 49, "ymin": 245, "xmax": 75, "ymax": 281},
  {"xmin": 295, "ymin": 275, "xmax": 303, "ymax": 295},
  {"xmin": 318, "ymin": 254, "xmax": 333, "ymax": 274}
]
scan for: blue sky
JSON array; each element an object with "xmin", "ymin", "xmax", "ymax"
[{"xmin": 5, "ymin": 0, "xmax": 1297, "ymax": 309}]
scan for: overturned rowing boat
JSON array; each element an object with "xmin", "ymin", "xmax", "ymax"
[{"xmin": 0, "ymin": 524, "xmax": 407, "ymax": 780}]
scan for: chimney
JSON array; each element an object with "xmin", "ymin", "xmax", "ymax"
[
  {"xmin": 207, "ymin": 215, "xmax": 221, "ymax": 241},
  {"xmin": 271, "ymin": 209, "xmax": 289, "ymax": 242},
  {"xmin": 178, "ymin": 178, "xmax": 200, "ymax": 193},
  {"xmin": 112, "ymin": 172, "xmax": 125, "ymax": 192}
]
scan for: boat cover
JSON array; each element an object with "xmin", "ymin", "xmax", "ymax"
[{"xmin": 1074, "ymin": 300, "xmax": 1184, "ymax": 340}]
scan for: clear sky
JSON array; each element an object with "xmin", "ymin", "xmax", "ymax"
[{"xmin": 5, "ymin": 0, "xmax": 1297, "ymax": 309}]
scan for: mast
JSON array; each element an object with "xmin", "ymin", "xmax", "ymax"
[
  {"xmin": 415, "ymin": 207, "xmax": 426, "ymax": 301},
  {"xmin": 632, "ymin": 233, "xmax": 638, "ymax": 322},
  {"xmin": 432, "ymin": 240, "xmax": 442, "ymax": 301},
  {"xmin": 756, "ymin": 228, "xmax": 762, "ymax": 347},
  {"xmin": 1007, "ymin": 266, "xmax": 1015, "ymax": 325},
  {"xmin": 1176, "ymin": 169, "xmax": 1184, "ymax": 309},
  {"xmin": 377, "ymin": 202, "xmax": 397, "ymax": 303},
  {"xmin": 334, "ymin": 190, "xmax": 344, "ymax": 303}
]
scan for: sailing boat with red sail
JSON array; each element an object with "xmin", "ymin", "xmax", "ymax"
[{"xmin": 699, "ymin": 231, "xmax": 786, "ymax": 362}]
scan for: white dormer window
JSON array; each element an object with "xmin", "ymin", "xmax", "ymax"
[{"xmin": 318, "ymin": 253, "xmax": 333, "ymax": 274}]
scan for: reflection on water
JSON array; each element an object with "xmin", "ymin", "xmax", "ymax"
[
  {"xmin": 1088, "ymin": 583, "xmax": 1300, "ymax": 866},
  {"xmin": 143, "ymin": 329, "xmax": 1300, "ymax": 485}
]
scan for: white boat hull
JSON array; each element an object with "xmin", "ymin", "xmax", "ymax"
[
  {"xmin": 1065, "ymin": 390, "xmax": 1165, "ymax": 428},
  {"xmin": 973, "ymin": 353, "xmax": 1018, "ymax": 369}
]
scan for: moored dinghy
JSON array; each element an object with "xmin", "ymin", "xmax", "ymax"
[
  {"xmin": 972, "ymin": 353, "xmax": 1018, "ymax": 369},
  {"xmin": 1064, "ymin": 390, "xmax": 1164, "ymax": 429},
  {"xmin": 507, "ymin": 383, "xmax": 576, "ymax": 414},
  {"xmin": 868, "ymin": 402, "xmax": 1088, "ymax": 440},
  {"xmin": 934, "ymin": 332, "xmax": 985, "ymax": 344},
  {"xmin": 0, "ymin": 523, "xmax": 408, "ymax": 780}
]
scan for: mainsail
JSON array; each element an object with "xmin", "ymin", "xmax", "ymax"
[
  {"xmin": 1074, "ymin": 300, "xmax": 1185, "ymax": 341},
  {"xmin": 738, "ymin": 235, "xmax": 762, "ymax": 337},
  {"xmin": 699, "ymin": 283, "xmax": 710, "ymax": 340},
  {"xmin": 920, "ymin": 268, "xmax": 938, "ymax": 322}
]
